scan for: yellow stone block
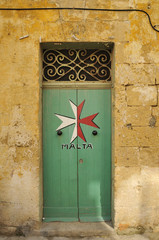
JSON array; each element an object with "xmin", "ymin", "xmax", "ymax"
[
  {"xmin": 140, "ymin": 147, "xmax": 159, "ymax": 167},
  {"xmin": 115, "ymin": 147, "xmax": 140, "ymax": 167},
  {"xmin": 59, "ymin": 0, "xmax": 85, "ymax": 8},
  {"xmin": 42, "ymin": 21, "xmax": 65, "ymax": 42},
  {"xmin": 125, "ymin": 106, "xmax": 151, "ymax": 126},
  {"xmin": 116, "ymin": 64, "xmax": 156, "ymax": 85},
  {"xmin": 111, "ymin": 0, "xmax": 134, "ymax": 8},
  {"xmin": 129, "ymin": 12, "xmax": 156, "ymax": 44},
  {"xmin": 124, "ymin": 41, "xmax": 145, "ymax": 63},
  {"xmin": 117, "ymin": 126, "xmax": 159, "ymax": 147},
  {"xmin": 60, "ymin": 10, "xmax": 85, "ymax": 22},
  {"xmin": 0, "ymin": 0, "xmax": 58, "ymax": 8},
  {"xmin": 84, "ymin": 21, "xmax": 113, "ymax": 41},
  {"xmin": 112, "ymin": 21, "xmax": 130, "ymax": 42},
  {"xmin": 84, "ymin": 8, "xmax": 127, "ymax": 21},
  {"xmin": 86, "ymin": 0, "xmax": 111, "ymax": 8},
  {"xmin": 126, "ymin": 86, "xmax": 157, "ymax": 106},
  {"xmin": 142, "ymin": 41, "xmax": 159, "ymax": 64},
  {"xmin": 115, "ymin": 42, "xmax": 127, "ymax": 64}
]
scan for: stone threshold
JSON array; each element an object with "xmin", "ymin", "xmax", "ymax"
[{"xmin": 32, "ymin": 222, "xmax": 117, "ymax": 238}]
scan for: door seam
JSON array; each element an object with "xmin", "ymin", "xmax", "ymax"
[{"xmin": 76, "ymin": 89, "xmax": 80, "ymax": 221}]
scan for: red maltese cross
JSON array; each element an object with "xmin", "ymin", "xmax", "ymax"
[{"xmin": 55, "ymin": 100, "xmax": 99, "ymax": 143}]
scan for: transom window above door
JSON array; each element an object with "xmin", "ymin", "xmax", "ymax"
[{"xmin": 42, "ymin": 43, "xmax": 113, "ymax": 83}]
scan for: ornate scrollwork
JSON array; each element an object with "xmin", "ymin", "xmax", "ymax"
[{"xmin": 42, "ymin": 49, "xmax": 111, "ymax": 82}]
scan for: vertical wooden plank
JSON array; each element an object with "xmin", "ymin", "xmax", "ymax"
[
  {"xmin": 78, "ymin": 89, "xmax": 111, "ymax": 222},
  {"xmin": 43, "ymin": 89, "xmax": 78, "ymax": 221}
]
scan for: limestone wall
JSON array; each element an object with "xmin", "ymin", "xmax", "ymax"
[{"xmin": 0, "ymin": 0, "xmax": 159, "ymax": 234}]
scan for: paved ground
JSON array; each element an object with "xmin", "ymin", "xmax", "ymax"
[
  {"xmin": 1, "ymin": 222, "xmax": 159, "ymax": 240},
  {"xmin": 0, "ymin": 234, "xmax": 159, "ymax": 240}
]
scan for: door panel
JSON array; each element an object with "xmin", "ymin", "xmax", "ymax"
[
  {"xmin": 43, "ymin": 89, "xmax": 78, "ymax": 221},
  {"xmin": 78, "ymin": 90, "xmax": 111, "ymax": 221},
  {"xmin": 43, "ymin": 89, "xmax": 111, "ymax": 222}
]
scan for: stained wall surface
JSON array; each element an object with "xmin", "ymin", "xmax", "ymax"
[{"xmin": 0, "ymin": 0, "xmax": 159, "ymax": 234}]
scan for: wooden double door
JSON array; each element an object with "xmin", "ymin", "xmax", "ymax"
[{"xmin": 43, "ymin": 89, "xmax": 111, "ymax": 222}]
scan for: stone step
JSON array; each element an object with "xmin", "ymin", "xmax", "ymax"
[{"xmin": 32, "ymin": 222, "xmax": 117, "ymax": 239}]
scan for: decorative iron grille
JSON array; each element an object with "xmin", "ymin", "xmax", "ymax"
[{"xmin": 42, "ymin": 49, "xmax": 111, "ymax": 82}]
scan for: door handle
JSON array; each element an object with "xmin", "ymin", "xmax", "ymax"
[
  {"xmin": 92, "ymin": 130, "xmax": 98, "ymax": 135},
  {"xmin": 79, "ymin": 159, "xmax": 83, "ymax": 164},
  {"xmin": 57, "ymin": 130, "xmax": 62, "ymax": 136}
]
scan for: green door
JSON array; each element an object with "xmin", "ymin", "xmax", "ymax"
[{"xmin": 43, "ymin": 89, "xmax": 111, "ymax": 222}]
